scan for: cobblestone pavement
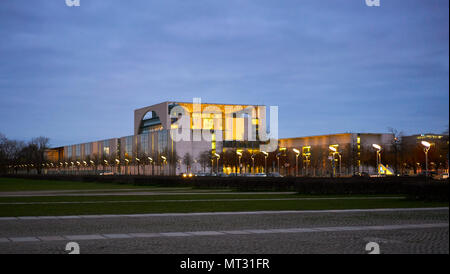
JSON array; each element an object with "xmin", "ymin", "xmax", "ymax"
[{"xmin": 0, "ymin": 208, "xmax": 448, "ymax": 254}]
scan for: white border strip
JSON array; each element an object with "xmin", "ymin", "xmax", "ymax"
[
  {"xmin": 0, "ymin": 223, "xmax": 448, "ymax": 244},
  {"xmin": 0, "ymin": 207, "xmax": 448, "ymax": 221}
]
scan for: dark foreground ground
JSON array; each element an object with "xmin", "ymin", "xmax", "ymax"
[{"xmin": 0, "ymin": 207, "xmax": 448, "ymax": 254}]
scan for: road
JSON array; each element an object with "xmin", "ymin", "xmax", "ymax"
[{"xmin": 0, "ymin": 208, "xmax": 448, "ymax": 254}]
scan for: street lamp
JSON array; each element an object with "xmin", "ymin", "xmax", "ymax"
[
  {"xmin": 328, "ymin": 146, "xmax": 342, "ymax": 177},
  {"xmin": 148, "ymin": 157, "xmax": 154, "ymax": 175},
  {"xmin": 236, "ymin": 151, "xmax": 242, "ymax": 174},
  {"xmin": 421, "ymin": 141, "xmax": 431, "ymax": 178},
  {"xmin": 329, "ymin": 146, "xmax": 337, "ymax": 177},
  {"xmin": 136, "ymin": 158, "xmax": 141, "ymax": 175},
  {"xmin": 214, "ymin": 153, "xmax": 220, "ymax": 174},
  {"xmin": 276, "ymin": 153, "xmax": 281, "ymax": 173},
  {"xmin": 251, "ymin": 154, "xmax": 255, "ymax": 174},
  {"xmin": 293, "ymin": 148, "xmax": 300, "ymax": 177},
  {"xmin": 161, "ymin": 155, "xmax": 167, "ymax": 176},
  {"xmin": 261, "ymin": 151, "xmax": 268, "ymax": 174},
  {"xmin": 372, "ymin": 144, "xmax": 382, "ymax": 175}
]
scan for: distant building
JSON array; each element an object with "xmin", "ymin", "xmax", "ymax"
[
  {"xmin": 45, "ymin": 101, "xmax": 267, "ymax": 175},
  {"xmin": 43, "ymin": 101, "xmax": 448, "ymax": 176},
  {"xmin": 278, "ymin": 133, "xmax": 395, "ymax": 175},
  {"xmin": 400, "ymin": 133, "xmax": 449, "ymax": 174}
]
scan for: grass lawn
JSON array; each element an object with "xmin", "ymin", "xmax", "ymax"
[
  {"xmin": 0, "ymin": 195, "xmax": 447, "ymax": 217},
  {"xmin": 0, "ymin": 177, "xmax": 185, "ymax": 192},
  {"xmin": 0, "ymin": 177, "xmax": 447, "ymax": 217},
  {"xmin": 0, "ymin": 193, "xmax": 406, "ymax": 203}
]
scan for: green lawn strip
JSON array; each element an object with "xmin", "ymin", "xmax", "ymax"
[
  {"xmin": 0, "ymin": 178, "xmax": 233, "ymax": 193},
  {"xmin": 0, "ymin": 199, "xmax": 446, "ymax": 217},
  {"xmin": 0, "ymin": 194, "xmax": 404, "ymax": 203},
  {"xmin": 0, "ymin": 178, "xmax": 150, "ymax": 191}
]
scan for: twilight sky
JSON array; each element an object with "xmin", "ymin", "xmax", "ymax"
[{"xmin": 0, "ymin": 0, "xmax": 448, "ymax": 147}]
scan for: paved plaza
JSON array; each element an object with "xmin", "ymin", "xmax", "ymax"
[{"xmin": 0, "ymin": 208, "xmax": 448, "ymax": 254}]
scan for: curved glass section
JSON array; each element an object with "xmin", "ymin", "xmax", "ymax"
[{"xmin": 139, "ymin": 111, "xmax": 162, "ymax": 134}]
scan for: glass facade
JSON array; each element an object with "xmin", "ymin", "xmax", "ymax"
[
  {"xmin": 103, "ymin": 140, "xmax": 110, "ymax": 156},
  {"xmin": 66, "ymin": 146, "xmax": 72, "ymax": 159},
  {"xmin": 125, "ymin": 136, "xmax": 133, "ymax": 157},
  {"xmin": 84, "ymin": 143, "xmax": 91, "ymax": 158},
  {"xmin": 140, "ymin": 134, "xmax": 149, "ymax": 155},
  {"xmin": 158, "ymin": 130, "xmax": 168, "ymax": 155},
  {"xmin": 75, "ymin": 144, "xmax": 81, "ymax": 158}
]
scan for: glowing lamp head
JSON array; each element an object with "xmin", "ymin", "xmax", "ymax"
[
  {"xmin": 372, "ymin": 144, "xmax": 381, "ymax": 151},
  {"xmin": 421, "ymin": 141, "xmax": 431, "ymax": 148},
  {"xmin": 293, "ymin": 148, "xmax": 300, "ymax": 154},
  {"xmin": 329, "ymin": 146, "xmax": 337, "ymax": 152}
]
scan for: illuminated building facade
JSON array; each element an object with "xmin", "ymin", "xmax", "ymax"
[
  {"xmin": 45, "ymin": 101, "xmax": 267, "ymax": 175},
  {"xmin": 44, "ymin": 102, "xmax": 447, "ymax": 176},
  {"xmin": 278, "ymin": 133, "xmax": 395, "ymax": 175}
]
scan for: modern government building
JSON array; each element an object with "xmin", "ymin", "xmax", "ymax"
[{"xmin": 44, "ymin": 101, "xmax": 448, "ymax": 176}]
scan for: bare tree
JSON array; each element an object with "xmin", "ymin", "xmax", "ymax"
[
  {"xmin": 198, "ymin": 150, "xmax": 212, "ymax": 172},
  {"xmin": 182, "ymin": 153, "xmax": 193, "ymax": 173},
  {"xmin": 387, "ymin": 127, "xmax": 403, "ymax": 174}
]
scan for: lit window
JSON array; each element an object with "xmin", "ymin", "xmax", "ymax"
[{"xmin": 203, "ymin": 118, "xmax": 214, "ymax": 129}]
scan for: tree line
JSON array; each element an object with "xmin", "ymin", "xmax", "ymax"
[{"xmin": 0, "ymin": 133, "xmax": 49, "ymax": 174}]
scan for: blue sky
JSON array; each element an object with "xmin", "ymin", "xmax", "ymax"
[{"xmin": 0, "ymin": 0, "xmax": 448, "ymax": 147}]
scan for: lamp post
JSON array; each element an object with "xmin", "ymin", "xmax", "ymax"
[
  {"xmin": 261, "ymin": 151, "xmax": 268, "ymax": 174},
  {"xmin": 293, "ymin": 148, "xmax": 300, "ymax": 177},
  {"xmin": 161, "ymin": 156, "xmax": 167, "ymax": 176},
  {"xmin": 125, "ymin": 158, "xmax": 131, "ymax": 174},
  {"xmin": 136, "ymin": 158, "xmax": 140, "ymax": 175},
  {"xmin": 89, "ymin": 160, "xmax": 94, "ymax": 175},
  {"xmin": 214, "ymin": 153, "xmax": 220, "ymax": 174},
  {"xmin": 148, "ymin": 157, "xmax": 153, "ymax": 176},
  {"xmin": 276, "ymin": 153, "xmax": 281, "ymax": 174},
  {"xmin": 421, "ymin": 141, "xmax": 431, "ymax": 178},
  {"xmin": 338, "ymin": 152, "xmax": 342, "ymax": 176},
  {"xmin": 304, "ymin": 153, "xmax": 310, "ymax": 176},
  {"xmin": 236, "ymin": 151, "xmax": 242, "ymax": 174},
  {"xmin": 329, "ymin": 146, "xmax": 337, "ymax": 177},
  {"xmin": 251, "ymin": 154, "xmax": 255, "ymax": 174},
  {"xmin": 76, "ymin": 161, "xmax": 80, "ymax": 175},
  {"xmin": 372, "ymin": 144, "xmax": 382, "ymax": 176}
]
